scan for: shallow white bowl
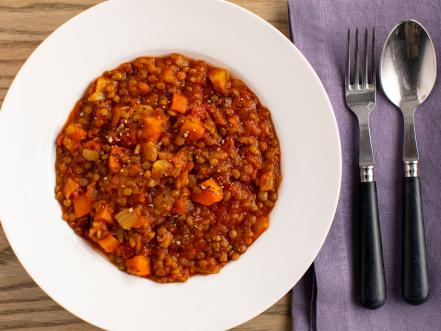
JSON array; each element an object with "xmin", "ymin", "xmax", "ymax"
[{"xmin": 0, "ymin": 0, "xmax": 341, "ymax": 330}]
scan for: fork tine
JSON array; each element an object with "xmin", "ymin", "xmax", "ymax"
[
  {"xmin": 363, "ymin": 29, "xmax": 369, "ymax": 86},
  {"xmin": 371, "ymin": 28, "xmax": 376, "ymax": 87},
  {"xmin": 345, "ymin": 29, "xmax": 351, "ymax": 87},
  {"xmin": 354, "ymin": 28, "xmax": 360, "ymax": 86}
]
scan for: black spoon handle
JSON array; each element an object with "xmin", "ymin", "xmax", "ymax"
[
  {"xmin": 403, "ymin": 176, "xmax": 429, "ymax": 304},
  {"xmin": 360, "ymin": 181, "xmax": 387, "ymax": 309}
]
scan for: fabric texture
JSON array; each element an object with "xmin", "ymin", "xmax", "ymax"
[{"xmin": 288, "ymin": 1, "xmax": 441, "ymax": 330}]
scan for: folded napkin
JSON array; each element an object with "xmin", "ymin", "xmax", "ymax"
[{"xmin": 288, "ymin": 0, "xmax": 441, "ymax": 330}]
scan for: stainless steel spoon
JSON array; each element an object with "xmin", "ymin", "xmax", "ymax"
[{"xmin": 380, "ymin": 20, "xmax": 437, "ymax": 304}]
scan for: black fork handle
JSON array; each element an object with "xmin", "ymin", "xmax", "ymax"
[{"xmin": 360, "ymin": 181, "xmax": 387, "ymax": 309}]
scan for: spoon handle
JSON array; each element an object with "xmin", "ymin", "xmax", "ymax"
[
  {"xmin": 403, "ymin": 176, "xmax": 429, "ymax": 304},
  {"xmin": 360, "ymin": 179, "xmax": 386, "ymax": 309}
]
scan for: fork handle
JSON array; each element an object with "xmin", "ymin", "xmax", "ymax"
[
  {"xmin": 403, "ymin": 176, "xmax": 429, "ymax": 304},
  {"xmin": 360, "ymin": 180, "xmax": 386, "ymax": 309}
]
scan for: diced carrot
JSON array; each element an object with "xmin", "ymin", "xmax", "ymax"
[
  {"xmin": 259, "ymin": 171, "xmax": 274, "ymax": 192},
  {"xmin": 73, "ymin": 194, "xmax": 93, "ymax": 218},
  {"xmin": 127, "ymin": 255, "xmax": 151, "ymax": 276},
  {"xmin": 141, "ymin": 115, "xmax": 166, "ymax": 142},
  {"xmin": 98, "ymin": 234, "xmax": 119, "ymax": 253},
  {"xmin": 180, "ymin": 116, "xmax": 205, "ymax": 140},
  {"xmin": 95, "ymin": 205, "xmax": 113, "ymax": 223},
  {"xmin": 108, "ymin": 146, "xmax": 123, "ymax": 173},
  {"xmin": 170, "ymin": 93, "xmax": 188, "ymax": 114},
  {"xmin": 63, "ymin": 178, "xmax": 79, "ymax": 198},
  {"xmin": 191, "ymin": 177, "xmax": 224, "ymax": 206},
  {"xmin": 253, "ymin": 215, "xmax": 269, "ymax": 238},
  {"xmin": 208, "ymin": 68, "xmax": 230, "ymax": 94}
]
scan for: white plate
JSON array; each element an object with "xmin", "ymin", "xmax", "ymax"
[{"xmin": 0, "ymin": 0, "xmax": 341, "ymax": 330}]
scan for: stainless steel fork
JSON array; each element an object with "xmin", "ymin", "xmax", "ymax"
[{"xmin": 345, "ymin": 29, "xmax": 386, "ymax": 309}]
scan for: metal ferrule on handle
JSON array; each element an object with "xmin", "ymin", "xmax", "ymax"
[
  {"xmin": 360, "ymin": 165, "xmax": 374, "ymax": 182},
  {"xmin": 404, "ymin": 161, "xmax": 419, "ymax": 178}
]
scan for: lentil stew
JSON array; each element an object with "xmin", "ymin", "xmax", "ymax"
[{"xmin": 55, "ymin": 53, "xmax": 281, "ymax": 283}]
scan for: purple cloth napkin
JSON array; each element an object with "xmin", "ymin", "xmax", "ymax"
[{"xmin": 288, "ymin": 0, "xmax": 441, "ymax": 330}]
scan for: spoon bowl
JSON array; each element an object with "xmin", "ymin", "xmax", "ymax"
[{"xmin": 381, "ymin": 20, "xmax": 436, "ymax": 109}]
